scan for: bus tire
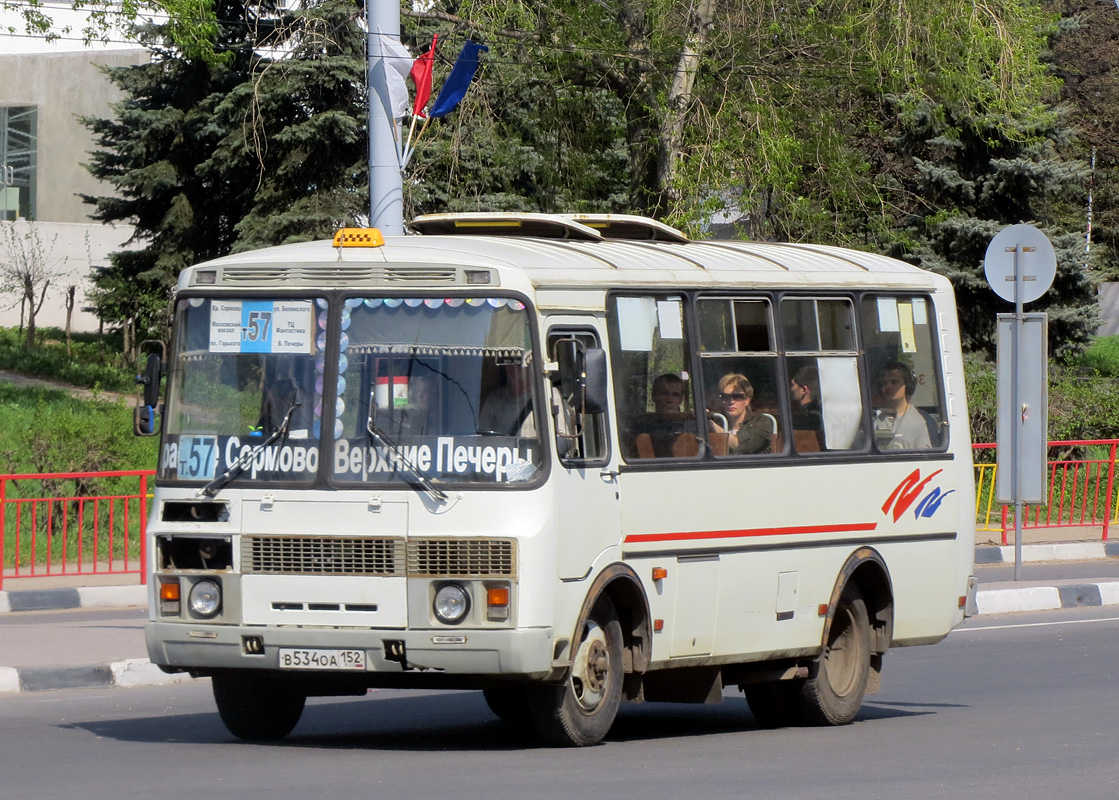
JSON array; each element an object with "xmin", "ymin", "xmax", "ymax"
[
  {"xmin": 482, "ymin": 686, "xmax": 533, "ymax": 726},
  {"xmin": 528, "ymin": 596, "xmax": 624, "ymax": 747},
  {"xmin": 211, "ymin": 672, "xmax": 306, "ymax": 741},
  {"xmin": 794, "ymin": 583, "xmax": 871, "ymax": 725}
]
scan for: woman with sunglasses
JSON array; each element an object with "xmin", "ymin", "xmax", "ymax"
[{"xmin": 708, "ymin": 373, "xmax": 772, "ymax": 455}]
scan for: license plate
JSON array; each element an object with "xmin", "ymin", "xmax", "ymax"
[{"xmin": 278, "ymin": 648, "xmax": 367, "ymax": 671}]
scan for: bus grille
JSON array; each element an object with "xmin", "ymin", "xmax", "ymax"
[
  {"xmin": 241, "ymin": 536, "xmax": 516, "ymax": 578},
  {"xmin": 243, "ymin": 536, "xmax": 406, "ymax": 576},
  {"xmin": 408, "ymin": 538, "xmax": 516, "ymax": 578}
]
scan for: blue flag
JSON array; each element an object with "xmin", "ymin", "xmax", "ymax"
[{"xmin": 428, "ymin": 41, "xmax": 489, "ymax": 119}]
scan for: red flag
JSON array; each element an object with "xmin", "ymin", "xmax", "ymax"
[{"xmin": 409, "ymin": 34, "xmax": 438, "ymax": 118}]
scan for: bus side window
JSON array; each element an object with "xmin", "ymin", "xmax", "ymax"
[
  {"xmin": 695, "ymin": 297, "xmax": 782, "ymax": 457},
  {"xmin": 780, "ymin": 297, "xmax": 865, "ymax": 452},
  {"xmin": 606, "ymin": 295, "xmax": 697, "ymax": 461},
  {"xmin": 860, "ymin": 295, "xmax": 946, "ymax": 451}
]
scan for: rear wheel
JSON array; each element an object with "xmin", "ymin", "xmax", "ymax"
[
  {"xmin": 211, "ymin": 672, "xmax": 306, "ymax": 741},
  {"xmin": 792, "ymin": 583, "xmax": 871, "ymax": 725},
  {"xmin": 528, "ymin": 596, "xmax": 624, "ymax": 747}
]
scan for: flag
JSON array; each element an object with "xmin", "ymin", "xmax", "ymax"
[
  {"xmin": 380, "ymin": 34, "xmax": 414, "ymax": 120},
  {"xmin": 428, "ymin": 41, "xmax": 489, "ymax": 119},
  {"xmin": 409, "ymin": 34, "xmax": 438, "ymax": 118}
]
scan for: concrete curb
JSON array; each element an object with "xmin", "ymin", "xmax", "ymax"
[
  {"xmin": 0, "ymin": 584, "xmax": 146, "ymax": 614},
  {"xmin": 974, "ymin": 541, "xmax": 1119, "ymax": 564},
  {"xmin": 0, "ymin": 659, "xmax": 195, "ymax": 694},
  {"xmin": 975, "ymin": 580, "xmax": 1119, "ymax": 615}
]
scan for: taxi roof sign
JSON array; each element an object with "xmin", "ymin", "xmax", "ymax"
[{"xmin": 333, "ymin": 228, "xmax": 385, "ymax": 248}]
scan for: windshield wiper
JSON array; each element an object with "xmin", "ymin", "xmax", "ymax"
[
  {"xmin": 197, "ymin": 399, "xmax": 300, "ymax": 498},
  {"xmin": 366, "ymin": 418, "xmax": 449, "ymax": 504}
]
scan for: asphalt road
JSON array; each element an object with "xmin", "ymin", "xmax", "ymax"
[{"xmin": 2, "ymin": 606, "xmax": 1118, "ymax": 800}]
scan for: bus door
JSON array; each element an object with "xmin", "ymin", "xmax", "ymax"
[{"xmin": 546, "ymin": 322, "xmax": 621, "ymax": 581}]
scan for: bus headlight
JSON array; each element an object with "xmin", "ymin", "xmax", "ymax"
[
  {"xmin": 433, "ymin": 583, "xmax": 470, "ymax": 625},
  {"xmin": 188, "ymin": 579, "xmax": 222, "ymax": 618}
]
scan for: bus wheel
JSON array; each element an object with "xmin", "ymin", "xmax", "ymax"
[
  {"xmin": 482, "ymin": 686, "xmax": 532, "ymax": 726},
  {"xmin": 795, "ymin": 584, "xmax": 871, "ymax": 725},
  {"xmin": 528, "ymin": 596, "xmax": 624, "ymax": 746},
  {"xmin": 211, "ymin": 672, "xmax": 306, "ymax": 741}
]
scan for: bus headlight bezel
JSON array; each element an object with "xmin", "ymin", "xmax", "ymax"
[
  {"xmin": 433, "ymin": 583, "xmax": 470, "ymax": 625},
  {"xmin": 188, "ymin": 579, "xmax": 222, "ymax": 618}
]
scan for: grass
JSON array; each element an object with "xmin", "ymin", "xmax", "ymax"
[
  {"xmin": 0, "ymin": 382, "xmax": 158, "ymax": 569},
  {"xmin": 1073, "ymin": 335, "xmax": 1119, "ymax": 377}
]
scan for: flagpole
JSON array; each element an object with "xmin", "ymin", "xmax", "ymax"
[{"xmin": 366, "ymin": 2, "xmax": 403, "ymax": 234}]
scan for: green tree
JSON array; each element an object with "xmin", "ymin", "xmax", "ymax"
[{"xmin": 882, "ymin": 99, "xmax": 1095, "ymax": 357}]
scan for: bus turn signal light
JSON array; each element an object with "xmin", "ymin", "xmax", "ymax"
[
  {"xmin": 487, "ymin": 586, "xmax": 510, "ymax": 622},
  {"xmin": 651, "ymin": 567, "xmax": 668, "ymax": 581},
  {"xmin": 159, "ymin": 579, "xmax": 181, "ymax": 616}
]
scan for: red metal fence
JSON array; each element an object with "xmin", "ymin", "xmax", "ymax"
[
  {"xmin": 2, "ymin": 442, "xmax": 1117, "ymax": 588},
  {"xmin": 0, "ymin": 470, "xmax": 153, "ymax": 590},
  {"xmin": 973, "ymin": 440, "xmax": 1119, "ymax": 544}
]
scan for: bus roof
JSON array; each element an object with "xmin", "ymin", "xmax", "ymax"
[{"xmin": 179, "ymin": 214, "xmax": 947, "ymax": 294}]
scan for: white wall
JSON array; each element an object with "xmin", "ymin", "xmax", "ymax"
[{"xmin": 0, "ymin": 220, "xmax": 136, "ymax": 332}]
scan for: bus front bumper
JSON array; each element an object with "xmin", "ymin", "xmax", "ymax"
[{"xmin": 145, "ymin": 621, "xmax": 555, "ymax": 678}]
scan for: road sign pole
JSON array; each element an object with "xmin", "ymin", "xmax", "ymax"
[{"xmin": 1012, "ymin": 245, "xmax": 1023, "ymax": 580}]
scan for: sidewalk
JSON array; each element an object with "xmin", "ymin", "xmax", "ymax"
[{"xmin": 3, "ymin": 531, "xmax": 1119, "ymax": 695}]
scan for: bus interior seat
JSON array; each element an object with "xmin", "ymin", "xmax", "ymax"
[{"xmin": 792, "ymin": 430, "xmax": 821, "ymax": 453}]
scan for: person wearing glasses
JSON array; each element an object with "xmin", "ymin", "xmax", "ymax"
[{"xmin": 708, "ymin": 373, "xmax": 772, "ymax": 455}]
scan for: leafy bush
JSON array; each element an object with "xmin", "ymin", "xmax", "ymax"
[
  {"xmin": 0, "ymin": 326, "xmax": 135, "ymax": 391},
  {"xmin": 964, "ymin": 353, "xmax": 1119, "ymax": 451}
]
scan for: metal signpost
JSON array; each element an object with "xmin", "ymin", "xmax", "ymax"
[{"xmin": 984, "ymin": 224, "xmax": 1056, "ymax": 579}]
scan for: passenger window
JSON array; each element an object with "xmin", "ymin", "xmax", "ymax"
[
  {"xmin": 697, "ymin": 297, "xmax": 781, "ymax": 457},
  {"xmin": 780, "ymin": 297, "xmax": 864, "ymax": 453},
  {"xmin": 607, "ymin": 295, "xmax": 698, "ymax": 461},
  {"xmin": 860, "ymin": 295, "xmax": 945, "ymax": 451}
]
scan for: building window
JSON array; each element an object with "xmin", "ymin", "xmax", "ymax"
[{"xmin": 1, "ymin": 106, "xmax": 37, "ymax": 221}]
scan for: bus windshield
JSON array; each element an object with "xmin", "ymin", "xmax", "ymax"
[
  {"xmin": 333, "ymin": 296, "xmax": 543, "ymax": 487},
  {"xmin": 159, "ymin": 297, "xmax": 323, "ymax": 484}
]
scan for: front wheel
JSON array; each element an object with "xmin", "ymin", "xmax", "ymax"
[
  {"xmin": 211, "ymin": 672, "xmax": 306, "ymax": 741},
  {"xmin": 528, "ymin": 596, "xmax": 624, "ymax": 746},
  {"xmin": 792, "ymin": 583, "xmax": 871, "ymax": 725}
]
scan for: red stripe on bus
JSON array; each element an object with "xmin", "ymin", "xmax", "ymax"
[{"xmin": 623, "ymin": 522, "xmax": 879, "ymax": 544}]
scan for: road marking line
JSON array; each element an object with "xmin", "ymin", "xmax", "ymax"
[{"xmin": 954, "ymin": 616, "xmax": 1119, "ymax": 633}]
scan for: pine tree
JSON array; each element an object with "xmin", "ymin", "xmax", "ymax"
[{"xmin": 883, "ymin": 99, "xmax": 1095, "ymax": 357}]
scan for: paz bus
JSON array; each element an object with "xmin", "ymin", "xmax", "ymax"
[{"xmin": 138, "ymin": 213, "xmax": 977, "ymax": 746}]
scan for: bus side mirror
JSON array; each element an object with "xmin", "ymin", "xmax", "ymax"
[
  {"xmin": 582, "ymin": 348, "xmax": 608, "ymax": 414},
  {"xmin": 555, "ymin": 340, "xmax": 608, "ymax": 416},
  {"xmin": 134, "ymin": 404, "xmax": 157, "ymax": 436},
  {"xmin": 134, "ymin": 345, "xmax": 164, "ymax": 437},
  {"xmin": 139, "ymin": 352, "xmax": 162, "ymax": 408}
]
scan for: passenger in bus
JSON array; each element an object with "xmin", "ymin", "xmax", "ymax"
[
  {"xmin": 651, "ymin": 373, "xmax": 686, "ymax": 413},
  {"xmin": 708, "ymin": 373, "xmax": 772, "ymax": 454},
  {"xmin": 872, "ymin": 361, "xmax": 931, "ymax": 450},
  {"xmin": 790, "ymin": 365, "xmax": 822, "ymax": 431},
  {"xmin": 480, "ymin": 361, "xmax": 537, "ymax": 437}
]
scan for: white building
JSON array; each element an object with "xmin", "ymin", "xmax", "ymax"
[{"xmin": 1, "ymin": 31, "xmax": 147, "ymax": 332}]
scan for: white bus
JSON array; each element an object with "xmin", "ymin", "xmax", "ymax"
[{"xmin": 139, "ymin": 213, "xmax": 977, "ymax": 746}]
